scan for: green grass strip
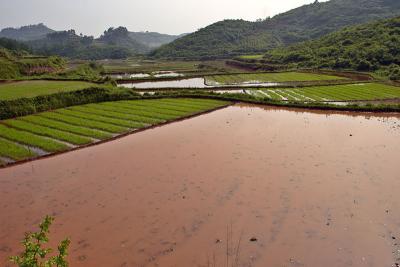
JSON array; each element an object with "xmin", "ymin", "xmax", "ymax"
[
  {"xmin": 69, "ymin": 106, "xmax": 162, "ymax": 124},
  {"xmin": 38, "ymin": 112, "xmax": 127, "ymax": 133},
  {"xmin": 0, "ymin": 137, "xmax": 37, "ymax": 160},
  {"xmin": 19, "ymin": 116, "xmax": 111, "ymax": 140},
  {"xmin": 3, "ymin": 119, "xmax": 92, "ymax": 145},
  {"xmin": 97, "ymin": 102, "xmax": 181, "ymax": 120},
  {"xmin": 57, "ymin": 109, "xmax": 146, "ymax": 129},
  {"xmin": 0, "ymin": 124, "xmax": 68, "ymax": 152}
]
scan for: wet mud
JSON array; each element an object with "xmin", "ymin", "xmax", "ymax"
[{"xmin": 1, "ymin": 104, "xmax": 400, "ymax": 267}]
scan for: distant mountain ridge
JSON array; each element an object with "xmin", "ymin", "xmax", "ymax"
[
  {"xmin": 129, "ymin": 31, "xmax": 188, "ymax": 48},
  {"xmin": 0, "ymin": 23, "xmax": 55, "ymax": 41},
  {"xmin": 151, "ymin": 0, "xmax": 400, "ymax": 59},
  {"xmin": 0, "ymin": 24, "xmax": 187, "ymax": 59}
]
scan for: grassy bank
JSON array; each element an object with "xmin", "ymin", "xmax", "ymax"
[{"xmin": 0, "ymin": 80, "xmax": 99, "ymax": 100}]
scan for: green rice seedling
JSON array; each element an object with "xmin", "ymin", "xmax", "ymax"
[
  {"xmin": 20, "ymin": 116, "xmax": 111, "ymax": 140},
  {"xmin": 56, "ymin": 109, "xmax": 146, "ymax": 129},
  {"xmin": 69, "ymin": 106, "xmax": 162, "ymax": 124},
  {"xmin": 4, "ymin": 119, "xmax": 92, "ymax": 145},
  {"xmin": 0, "ymin": 137, "xmax": 37, "ymax": 160},
  {"xmin": 0, "ymin": 124, "xmax": 68, "ymax": 152},
  {"xmin": 37, "ymin": 112, "xmax": 127, "ymax": 133},
  {"xmin": 95, "ymin": 102, "xmax": 180, "ymax": 120}
]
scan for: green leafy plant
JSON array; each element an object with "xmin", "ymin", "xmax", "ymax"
[{"xmin": 10, "ymin": 216, "xmax": 70, "ymax": 267}]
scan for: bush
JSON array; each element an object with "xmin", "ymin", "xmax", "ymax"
[
  {"xmin": 0, "ymin": 87, "xmax": 140, "ymax": 120},
  {"xmin": 10, "ymin": 216, "xmax": 70, "ymax": 267},
  {"xmin": 388, "ymin": 64, "xmax": 400, "ymax": 80}
]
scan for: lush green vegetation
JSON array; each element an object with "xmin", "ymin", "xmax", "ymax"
[
  {"xmin": 0, "ymin": 87, "xmax": 137, "ymax": 120},
  {"xmin": 3, "ymin": 119, "xmax": 92, "ymax": 145},
  {"xmin": 263, "ymin": 16, "xmax": 400, "ymax": 79},
  {"xmin": 10, "ymin": 216, "xmax": 70, "ymax": 267},
  {"xmin": 151, "ymin": 0, "xmax": 400, "ymax": 59},
  {"xmin": 38, "ymin": 112, "xmax": 128, "ymax": 133},
  {"xmin": 0, "ymin": 46, "xmax": 65, "ymax": 79},
  {"xmin": 247, "ymin": 83, "xmax": 400, "ymax": 101},
  {"xmin": 0, "ymin": 24, "xmax": 54, "ymax": 41},
  {"xmin": 0, "ymin": 124, "xmax": 68, "ymax": 152},
  {"xmin": 69, "ymin": 105, "xmax": 162, "ymax": 124},
  {"xmin": 0, "ymin": 80, "xmax": 97, "ymax": 100},
  {"xmin": 205, "ymin": 72, "xmax": 345, "ymax": 85},
  {"xmin": 20, "ymin": 115, "xmax": 112, "ymax": 140},
  {"xmin": 0, "ymin": 98, "xmax": 229, "ymax": 165},
  {"xmin": 0, "ymin": 137, "xmax": 36, "ymax": 160}
]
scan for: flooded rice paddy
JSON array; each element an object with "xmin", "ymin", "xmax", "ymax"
[
  {"xmin": 1, "ymin": 104, "xmax": 400, "ymax": 267},
  {"xmin": 108, "ymin": 71, "xmax": 184, "ymax": 80},
  {"xmin": 119, "ymin": 78, "xmax": 278, "ymax": 89}
]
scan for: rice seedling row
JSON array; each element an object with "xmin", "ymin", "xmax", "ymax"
[
  {"xmin": 38, "ymin": 112, "xmax": 128, "ymax": 133},
  {"xmin": 0, "ymin": 98, "xmax": 230, "ymax": 166},
  {"xmin": 3, "ymin": 120, "xmax": 92, "ymax": 145},
  {"xmin": 0, "ymin": 124, "xmax": 68, "ymax": 152},
  {"xmin": 206, "ymin": 72, "xmax": 345, "ymax": 85},
  {"xmin": 0, "ymin": 137, "xmax": 37, "ymax": 160},
  {"xmin": 69, "ymin": 106, "xmax": 162, "ymax": 125},
  {"xmin": 19, "ymin": 116, "xmax": 112, "ymax": 140},
  {"xmin": 55, "ymin": 109, "xmax": 146, "ymax": 129},
  {"xmin": 253, "ymin": 83, "xmax": 400, "ymax": 102}
]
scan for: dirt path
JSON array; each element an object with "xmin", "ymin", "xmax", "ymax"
[{"xmin": 1, "ymin": 104, "xmax": 399, "ymax": 267}]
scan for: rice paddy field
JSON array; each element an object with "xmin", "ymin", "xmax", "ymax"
[
  {"xmin": 247, "ymin": 83, "xmax": 400, "ymax": 102},
  {"xmin": 205, "ymin": 72, "xmax": 346, "ymax": 85},
  {"xmin": 0, "ymin": 80, "xmax": 97, "ymax": 100},
  {"xmin": 0, "ymin": 98, "xmax": 229, "ymax": 166}
]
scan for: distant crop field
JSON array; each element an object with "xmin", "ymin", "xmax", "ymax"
[
  {"xmin": 0, "ymin": 80, "xmax": 96, "ymax": 100},
  {"xmin": 206, "ymin": 72, "xmax": 346, "ymax": 85},
  {"xmin": 238, "ymin": 55, "xmax": 264, "ymax": 60},
  {"xmin": 248, "ymin": 83, "xmax": 400, "ymax": 102},
  {"xmin": 0, "ymin": 98, "xmax": 229, "ymax": 166}
]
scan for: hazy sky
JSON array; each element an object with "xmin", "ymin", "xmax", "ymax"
[{"xmin": 0, "ymin": 0, "xmax": 328, "ymax": 36}]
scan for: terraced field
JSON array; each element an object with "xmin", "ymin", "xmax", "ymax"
[
  {"xmin": 247, "ymin": 83, "xmax": 400, "ymax": 102},
  {"xmin": 205, "ymin": 72, "xmax": 346, "ymax": 85},
  {"xmin": 0, "ymin": 80, "xmax": 97, "ymax": 100},
  {"xmin": 0, "ymin": 98, "xmax": 229, "ymax": 166}
]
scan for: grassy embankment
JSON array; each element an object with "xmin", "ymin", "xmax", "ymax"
[{"xmin": 0, "ymin": 80, "xmax": 99, "ymax": 100}]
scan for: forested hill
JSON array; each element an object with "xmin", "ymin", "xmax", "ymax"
[
  {"xmin": 129, "ymin": 31, "xmax": 188, "ymax": 49},
  {"xmin": 150, "ymin": 0, "xmax": 400, "ymax": 60},
  {"xmin": 0, "ymin": 24, "xmax": 186, "ymax": 59},
  {"xmin": 263, "ymin": 16, "xmax": 400, "ymax": 79},
  {"xmin": 0, "ymin": 24, "xmax": 55, "ymax": 41}
]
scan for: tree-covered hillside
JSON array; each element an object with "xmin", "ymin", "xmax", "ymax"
[
  {"xmin": 0, "ymin": 25, "xmax": 184, "ymax": 59},
  {"xmin": 151, "ymin": 0, "xmax": 400, "ymax": 60},
  {"xmin": 0, "ymin": 24, "xmax": 55, "ymax": 41},
  {"xmin": 263, "ymin": 16, "xmax": 400, "ymax": 80},
  {"xmin": 129, "ymin": 31, "xmax": 187, "ymax": 48},
  {"xmin": 27, "ymin": 27, "xmax": 148, "ymax": 60}
]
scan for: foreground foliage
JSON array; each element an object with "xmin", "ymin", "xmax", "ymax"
[{"xmin": 10, "ymin": 216, "xmax": 70, "ymax": 267}]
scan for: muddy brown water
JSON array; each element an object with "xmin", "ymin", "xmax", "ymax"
[{"xmin": 1, "ymin": 104, "xmax": 400, "ymax": 267}]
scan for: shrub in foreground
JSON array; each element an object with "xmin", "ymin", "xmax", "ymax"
[{"xmin": 10, "ymin": 216, "xmax": 70, "ymax": 267}]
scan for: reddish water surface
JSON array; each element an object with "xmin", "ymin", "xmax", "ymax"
[{"xmin": 1, "ymin": 104, "xmax": 400, "ymax": 267}]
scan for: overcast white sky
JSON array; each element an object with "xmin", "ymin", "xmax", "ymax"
[{"xmin": 0, "ymin": 0, "xmax": 329, "ymax": 36}]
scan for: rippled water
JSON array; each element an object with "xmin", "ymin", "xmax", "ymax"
[{"xmin": 1, "ymin": 105, "xmax": 399, "ymax": 267}]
